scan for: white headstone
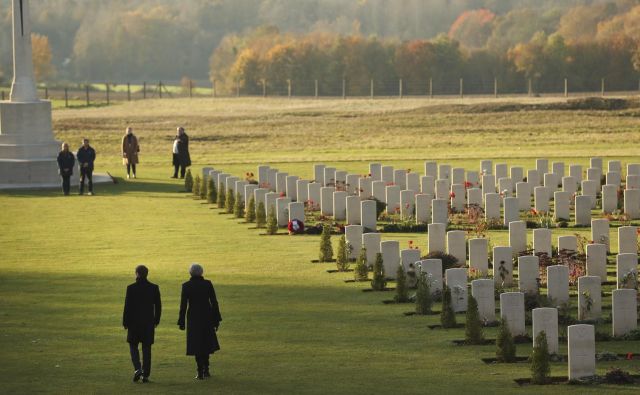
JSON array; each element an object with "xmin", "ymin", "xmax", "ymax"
[
  {"xmin": 320, "ymin": 187, "xmax": 336, "ymax": 216},
  {"xmin": 493, "ymin": 246, "xmax": 514, "ymax": 287},
  {"xmin": 626, "ymin": 175, "xmax": 640, "ymax": 190},
  {"xmin": 362, "ymin": 232, "xmax": 381, "ymax": 267},
  {"xmin": 415, "ymin": 194, "xmax": 432, "ymax": 224},
  {"xmin": 536, "ymin": 158, "xmax": 549, "ymax": 176},
  {"xmin": 360, "ymin": 200, "xmax": 377, "ymax": 232},
  {"xmin": 516, "ymin": 182, "xmax": 531, "ymax": 211},
  {"xmin": 286, "ymin": 175, "xmax": 299, "ymax": 201},
  {"xmin": 406, "ymin": 172, "xmax": 420, "ymax": 193},
  {"xmin": 467, "ymin": 188, "xmax": 482, "ymax": 206},
  {"xmin": 451, "ymin": 183, "xmax": 465, "ymax": 212},
  {"xmin": 346, "ymin": 195, "xmax": 361, "ymax": 225},
  {"xmin": 503, "ymin": 197, "xmax": 519, "ymax": 226},
  {"xmin": 428, "ymin": 223, "xmax": 446, "ymax": 254},
  {"xmin": 369, "ymin": 163, "xmax": 382, "ymax": 181},
  {"xmin": 518, "ymin": 255, "xmax": 539, "ymax": 294},
  {"xmin": 386, "ymin": 185, "xmax": 401, "ymax": 215},
  {"xmin": 421, "ymin": 175, "xmax": 435, "ymax": 196},
  {"xmin": 424, "ymin": 161, "xmax": 438, "ymax": 179},
  {"xmin": 510, "ymin": 166, "xmax": 524, "ymax": 186},
  {"xmin": 484, "ymin": 193, "xmax": 500, "ymax": 221},
  {"xmin": 552, "ymin": 162, "xmax": 565, "ymax": 180},
  {"xmin": 574, "ymin": 195, "xmax": 592, "ymax": 226},
  {"xmin": 313, "ymin": 164, "xmax": 325, "ymax": 185},
  {"xmin": 439, "ymin": 164, "xmax": 451, "ymax": 181},
  {"xmin": 627, "ymin": 163, "xmax": 640, "ymax": 176},
  {"xmin": 394, "ymin": 169, "xmax": 407, "ymax": 190},
  {"xmin": 401, "ymin": 248, "xmax": 421, "ymax": 276},
  {"xmin": 359, "ymin": 178, "xmax": 373, "ymax": 199},
  {"xmin": 244, "ymin": 184, "xmax": 258, "ymax": 205},
  {"xmin": 307, "ymin": 183, "xmax": 321, "ymax": 211},
  {"xmin": 419, "ymin": 259, "xmax": 443, "ymax": 295},
  {"xmin": 447, "ymin": 230, "xmax": 467, "ymax": 266},
  {"xmin": 543, "ymin": 173, "xmax": 558, "ymax": 193},
  {"xmin": 612, "ymin": 289, "xmax": 638, "ymax": 337},
  {"xmin": 265, "ymin": 192, "xmax": 279, "ymax": 217},
  {"xmin": 333, "ymin": 191, "xmax": 347, "ymax": 221},
  {"xmin": 495, "ymin": 164, "xmax": 508, "ymax": 181},
  {"xmin": 431, "ymin": 199, "xmax": 448, "ymax": 225},
  {"xmin": 297, "ymin": 179, "xmax": 310, "ymax": 204},
  {"xmin": 568, "ymin": 324, "xmax": 595, "ymax": 380},
  {"xmin": 608, "ymin": 160, "xmax": 621, "ymax": 174},
  {"xmin": 533, "ymin": 228, "xmax": 552, "ymax": 256},
  {"xmin": 581, "ymin": 179, "xmax": 598, "ymax": 209},
  {"xmin": 276, "ymin": 197, "xmax": 291, "ymax": 227},
  {"xmin": 467, "ymin": 171, "xmax": 480, "ymax": 188},
  {"xmin": 435, "ymin": 178, "xmax": 450, "ymax": 201},
  {"xmin": 534, "ymin": 186, "xmax": 549, "ymax": 213},
  {"xmin": 562, "ymin": 176, "xmax": 577, "ymax": 195},
  {"xmin": 258, "ymin": 165, "xmax": 270, "ymax": 186},
  {"xmin": 288, "ymin": 201, "xmax": 304, "ymax": 224},
  {"xmin": 553, "ymin": 191, "xmax": 570, "ymax": 221},
  {"xmin": 590, "ymin": 157, "xmax": 603, "ymax": 171},
  {"xmin": 335, "ymin": 170, "xmax": 347, "ymax": 191},
  {"xmin": 578, "ymin": 276, "xmax": 602, "ymax": 320},
  {"xmin": 558, "ymin": 235, "xmax": 577, "ymax": 253},
  {"xmin": 586, "ymin": 243, "xmax": 607, "ymax": 282},
  {"xmin": 400, "ymin": 189, "xmax": 416, "ymax": 220},
  {"xmin": 500, "ymin": 292, "xmax": 526, "ymax": 336},
  {"xmin": 624, "ymin": 189, "xmax": 640, "ymax": 219},
  {"xmin": 509, "ymin": 221, "xmax": 527, "ymax": 255},
  {"xmin": 591, "ymin": 218, "xmax": 610, "ymax": 251},
  {"xmin": 324, "ymin": 167, "xmax": 336, "ymax": 187},
  {"xmin": 480, "ymin": 160, "xmax": 492, "ymax": 175},
  {"xmin": 601, "ymin": 184, "xmax": 618, "ymax": 214},
  {"xmin": 482, "ymin": 174, "xmax": 496, "ymax": 198},
  {"xmin": 618, "ymin": 226, "xmax": 637, "ymax": 254},
  {"xmin": 469, "ymin": 238, "xmax": 489, "ymax": 275},
  {"xmin": 346, "ymin": 174, "xmax": 360, "ymax": 195},
  {"xmin": 380, "ymin": 240, "xmax": 400, "ymax": 280},
  {"xmin": 372, "ymin": 180, "xmax": 386, "ymax": 202},
  {"xmin": 527, "ymin": 169, "xmax": 541, "ymax": 188},
  {"xmin": 533, "ymin": 307, "xmax": 559, "ymax": 354},
  {"xmin": 452, "ymin": 167, "xmax": 465, "ymax": 185},
  {"xmin": 606, "ymin": 171, "xmax": 621, "ymax": 188},
  {"xmin": 616, "ymin": 253, "xmax": 638, "ymax": 289},
  {"xmin": 547, "ymin": 265, "xmax": 569, "ymax": 305},
  {"xmin": 254, "ymin": 188, "xmax": 268, "ymax": 214},
  {"xmin": 445, "ymin": 268, "xmax": 467, "ymax": 313},
  {"xmin": 345, "ymin": 225, "xmax": 363, "ymax": 260},
  {"xmin": 472, "ymin": 279, "xmax": 495, "ymax": 322},
  {"xmin": 381, "ymin": 165, "xmax": 394, "ymax": 183}
]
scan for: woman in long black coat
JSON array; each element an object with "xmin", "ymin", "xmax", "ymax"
[
  {"xmin": 178, "ymin": 263, "xmax": 222, "ymax": 380},
  {"xmin": 171, "ymin": 127, "xmax": 191, "ymax": 179}
]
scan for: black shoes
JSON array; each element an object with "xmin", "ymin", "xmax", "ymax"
[
  {"xmin": 203, "ymin": 368, "xmax": 211, "ymax": 378},
  {"xmin": 133, "ymin": 369, "xmax": 143, "ymax": 382},
  {"xmin": 195, "ymin": 372, "xmax": 204, "ymax": 380},
  {"xmin": 142, "ymin": 377, "xmax": 149, "ymax": 383}
]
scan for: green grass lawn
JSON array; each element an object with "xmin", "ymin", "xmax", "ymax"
[{"xmin": 1, "ymin": 98, "xmax": 639, "ymax": 393}]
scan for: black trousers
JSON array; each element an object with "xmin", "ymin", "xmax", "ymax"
[
  {"xmin": 129, "ymin": 342, "xmax": 152, "ymax": 377},
  {"xmin": 195, "ymin": 354, "xmax": 210, "ymax": 373},
  {"xmin": 126, "ymin": 163, "xmax": 136, "ymax": 176},
  {"xmin": 173, "ymin": 155, "xmax": 186, "ymax": 178},
  {"xmin": 61, "ymin": 175, "xmax": 71, "ymax": 195},
  {"xmin": 80, "ymin": 167, "xmax": 93, "ymax": 193}
]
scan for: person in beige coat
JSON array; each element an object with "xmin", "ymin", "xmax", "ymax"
[{"xmin": 122, "ymin": 127, "xmax": 140, "ymax": 179}]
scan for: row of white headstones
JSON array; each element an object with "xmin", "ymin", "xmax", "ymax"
[{"xmin": 203, "ymin": 158, "xmax": 639, "ymax": 381}]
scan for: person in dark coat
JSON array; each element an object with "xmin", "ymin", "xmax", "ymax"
[
  {"xmin": 123, "ymin": 265, "xmax": 162, "ymax": 383},
  {"xmin": 121, "ymin": 127, "xmax": 140, "ymax": 179},
  {"xmin": 172, "ymin": 127, "xmax": 191, "ymax": 179},
  {"xmin": 76, "ymin": 138, "xmax": 96, "ymax": 195},
  {"xmin": 56, "ymin": 142, "xmax": 75, "ymax": 195},
  {"xmin": 177, "ymin": 263, "xmax": 222, "ymax": 380}
]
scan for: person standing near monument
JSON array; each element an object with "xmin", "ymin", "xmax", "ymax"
[
  {"xmin": 76, "ymin": 138, "xmax": 96, "ymax": 195},
  {"xmin": 56, "ymin": 142, "xmax": 74, "ymax": 195},
  {"xmin": 121, "ymin": 127, "xmax": 140, "ymax": 179},
  {"xmin": 172, "ymin": 127, "xmax": 191, "ymax": 179},
  {"xmin": 123, "ymin": 265, "xmax": 162, "ymax": 383},
  {"xmin": 177, "ymin": 263, "xmax": 222, "ymax": 380}
]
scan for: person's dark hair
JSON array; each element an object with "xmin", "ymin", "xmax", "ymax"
[{"xmin": 135, "ymin": 265, "xmax": 149, "ymax": 279}]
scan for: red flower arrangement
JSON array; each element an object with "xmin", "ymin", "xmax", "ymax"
[
  {"xmin": 288, "ymin": 219, "xmax": 304, "ymax": 235},
  {"xmin": 449, "ymin": 191, "xmax": 456, "ymax": 199}
]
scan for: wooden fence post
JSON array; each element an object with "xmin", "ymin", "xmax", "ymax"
[
  {"xmin": 85, "ymin": 84, "xmax": 90, "ymax": 106},
  {"xmin": 212, "ymin": 80, "xmax": 216, "ymax": 98},
  {"xmin": 314, "ymin": 79, "xmax": 318, "ymax": 99},
  {"xmin": 429, "ymin": 78, "xmax": 433, "ymax": 98},
  {"xmin": 189, "ymin": 80, "xmax": 193, "ymax": 98},
  {"xmin": 370, "ymin": 79, "xmax": 374, "ymax": 99},
  {"xmin": 459, "ymin": 78, "xmax": 463, "ymax": 98},
  {"xmin": 64, "ymin": 87, "xmax": 68, "ymax": 107},
  {"xmin": 143, "ymin": 81, "xmax": 146, "ymax": 99},
  {"xmin": 342, "ymin": 79, "xmax": 346, "ymax": 99},
  {"xmin": 564, "ymin": 78, "xmax": 568, "ymax": 98},
  {"xmin": 601, "ymin": 78, "xmax": 605, "ymax": 97},
  {"xmin": 287, "ymin": 79, "xmax": 291, "ymax": 98},
  {"xmin": 158, "ymin": 81, "xmax": 163, "ymax": 99},
  {"xmin": 399, "ymin": 79, "xmax": 403, "ymax": 99},
  {"xmin": 236, "ymin": 80, "xmax": 240, "ymax": 97},
  {"xmin": 494, "ymin": 78, "xmax": 498, "ymax": 98},
  {"xmin": 127, "ymin": 83, "xmax": 131, "ymax": 101},
  {"xmin": 106, "ymin": 83, "xmax": 110, "ymax": 105}
]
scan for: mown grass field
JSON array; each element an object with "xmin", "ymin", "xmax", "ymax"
[{"xmin": 1, "ymin": 97, "xmax": 639, "ymax": 394}]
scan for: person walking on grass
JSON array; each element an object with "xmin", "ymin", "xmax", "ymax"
[
  {"xmin": 123, "ymin": 265, "xmax": 162, "ymax": 383},
  {"xmin": 76, "ymin": 138, "xmax": 96, "ymax": 195},
  {"xmin": 178, "ymin": 263, "xmax": 222, "ymax": 380},
  {"xmin": 122, "ymin": 127, "xmax": 140, "ymax": 179},
  {"xmin": 172, "ymin": 127, "xmax": 191, "ymax": 179},
  {"xmin": 56, "ymin": 142, "xmax": 75, "ymax": 195}
]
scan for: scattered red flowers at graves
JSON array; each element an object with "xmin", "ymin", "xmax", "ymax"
[
  {"xmin": 287, "ymin": 219, "xmax": 304, "ymax": 235},
  {"xmin": 626, "ymin": 353, "xmax": 633, "ymax": 360},
  {"xmin": 464, "ymin": 181, "xmax": 472, "ymax": 189},
  {"xmin": 449, "ymin": 191, "xmax": 456, "ymax": 198}
]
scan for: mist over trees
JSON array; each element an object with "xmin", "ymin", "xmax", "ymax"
[{"xmin": 0, "ymin": 0, "xmax": 639, "ymax": 92}]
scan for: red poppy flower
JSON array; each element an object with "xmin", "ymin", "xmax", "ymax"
[{"xmin": 449, "ymin": 191, "xmax": 456, "ymax": 198}]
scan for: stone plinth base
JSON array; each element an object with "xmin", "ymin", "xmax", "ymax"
[{"xmin": 0, "ymin": 172, "xmax": 112, "ymax": 190}]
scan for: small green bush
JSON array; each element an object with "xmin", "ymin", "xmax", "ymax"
[
  {"xmin": 256, "ymin": 201, "xmax": 266, "ymax": 228},
  {"xmin": 422, "ymin": 251, "xmax": 460, "ymax": 271},
  {"xmin": 440, "ymin": 285, "xmax": 457, "ymax": 328},
  {"xmin": 354, "ymin": 247, "xmax": 368, "ymax": 281},
  {"xmin": 233, "ymin": 192, "xmax": 244, "ymax": 218},
  {"xmin": 184, "ymin": 169, "xmax": 193, "ymax": 192},
  {"xmin": 371, "ymin": 252, "xmax": 386, "ymax": 291},
  {"xmin": 530, "ymin": 330, "xmax": 551, "ymax": 384},
  {"xmin": 336, "ymin": 235, "xmax": 350, "ymax": 272},
  {"xmin": 414, "ymin": 271, "xmax": 432, "ymax": 314},
  {"xmin": 496, "ymin": 318, "xmax": 516, "ymax": 363},
  {"xmin": 199, "ymin": 176, "xmax": 208, "ymax": 200},
  {"xmin": 318, "ymin": 225, "xmax": 333, "ymax": 262},
  {"xmin": 266, "ymin": 208, "xmax": 278, "ymax": 235},
  {"xmin": 225, "ymin": 187, "xmax": 235, "ymax": 213},
  {"xmin": 206, "ymin": 177, "xmax": 217, "ymax": 204},
  {"xmin": 395, "ymin": 265, "xmax": 409, "ymax": 303},
  {"xmin": 245, "ymin": 196, "xmax": 256, "ymax": 222},
  {"xmin": 217, "ymin": 183, "xmax": 226, "ymax": 208},
  {"xmin": 465, "ymin": 295, "xmax": 484, "ymax": 344},
  {"xmin": 193, "ymin": 175, "xmax": 201, "ymax": 197}
]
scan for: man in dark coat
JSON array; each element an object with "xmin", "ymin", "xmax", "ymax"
[
  {"xmin": 76, "ymin": 138, "xmax": 96, "ymax": 195},
  {"xmin": 123, "ymin": 265, "xmax": 162, "ymax": 383},
  {"xmin": 178, "ymin": 263, "xmax": 222, "ymax": 380},
  {"xmin": 56, "ymin": 142, "xmax": 75, "ymax": 195},
  {"xmin": 172, "ymin": 127, "xmax": 191, "ymax": 179}
]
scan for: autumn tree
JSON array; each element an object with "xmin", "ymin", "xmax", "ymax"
[
  {"xmin": 32, "ymin": 33, "xmax": 55, "ymax": 82},
  {"xmin": 448, "ymin": 9, "xmax": 496, "ymax": 49}
]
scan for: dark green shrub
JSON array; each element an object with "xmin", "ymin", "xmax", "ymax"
[
  {"xmin": 496, "ymin": 318, "xmax": 516, "ymax": 362},
  {"xmin": 530, "ymin": 330, "xmax": 551, "ymax": 384},
  {"xmin": 354, "ymin": 247, "xmax": 368, "ymax": 281},
  {"xmin": 395, "ymin": 265, "xmax": 409, "ymax": 302},
  {"xmin": 256, "ymin": 201, "xmax": 266, "ymax": 228},
  {"xmin": 217, "ymin": 183, "xmax": 226, "ymax": 208},
  {"xmin": 465, "ymin": 295, "xmax": 484, "ymax": 344},
  {"xmin": 193, "ymin": 175, "xmax": 201, "ymax": 197},
  {"xmin": 336, "ymin": 235, "xmax": 350, "ymax": 272},
  {"xmin": 225, "ymin": 188, "xmax": 235, "ymax": 213},
  {"xmin": 233, "ymin": 192, "xmax": 244, "ymax": 218},
  {"xmin": 422, "ymin": 251, "xmax": 460, "ymax": 271},
  {"xmin": 266, "ymin": 208, "xmax": 278, "ymax": 235},
  {"xmin": 199, "ymin": 176, "xmax": 208, "ymax": 200},
  {"xmin": 415, "ymin": 271, "xmax": 432, "ymax": 314},
  {"xmin": 371, "ymin": 253, "xmax": 386, "ymax": 291},
  {"xmin": 318, "ymin": 225, "xmax": 333, "ymax": 262},
  {"xmin": 440, "ymin": 285, "xmax": 457, "ymax": 328},
  {"xmin": 245, "ymin": 196, "xmax": 256, "ymax": 222},
  {"xmin": 206, "ymin": 177, "xmax": 217, "ymax": 204},
  {"xmin": 184, "ymin": 169, "xmax": 193, "ymax": 192}
]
